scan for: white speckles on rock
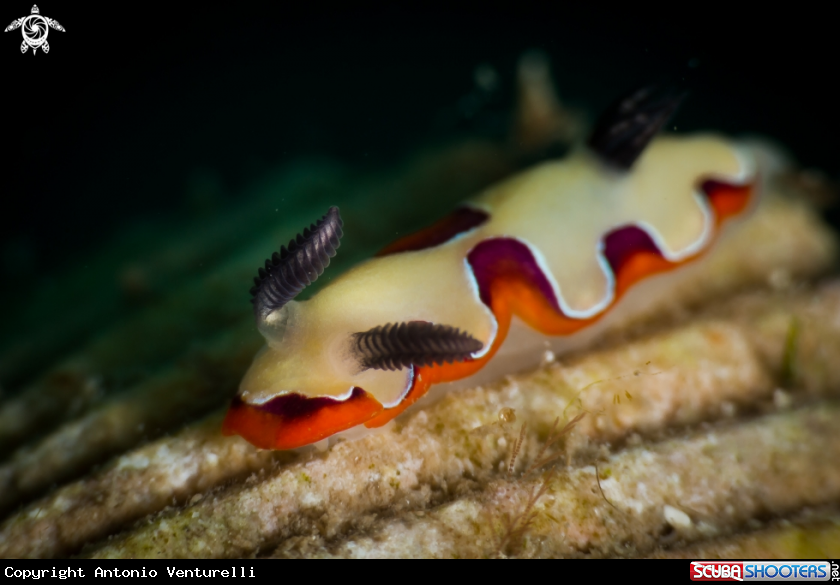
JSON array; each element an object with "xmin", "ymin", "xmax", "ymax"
[
  {"xmin": 300, "ymin": 491, "xmax": 323, "ymax": 508},
  {"xmin": 721, "ymin": 401, "xmax": 737, "ymax": 417},
  {"xmin": 116, "ymin": 453, "xmax": 151, "ymax": 471},
  {"xmin": 663, "ymin": 505, "xmax": 692, "ymax": 530},
  {"xmin": 596, "ymin": 476, "xmax": 620, "ymax": 500},
  {"xmin": 768, "ymin": 268, "xmax": 793, "ymax": 290},
  {"xmin": 773, "ymin": 388, "xmax": 792, "ymax": 410}
]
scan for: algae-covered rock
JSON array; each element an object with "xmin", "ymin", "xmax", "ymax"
[{"xmin": 1, "ymin": 73, "xmax": 839, "ymax": 559}]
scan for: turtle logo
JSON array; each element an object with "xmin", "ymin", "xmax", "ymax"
[{"xmin": 5, "ymin": 5, "xmax": 64, "ymax": 54}]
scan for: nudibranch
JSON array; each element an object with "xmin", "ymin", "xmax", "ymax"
[{"xmin": 223, "ymin": 87, "xmax": 757, "ymax": 450}]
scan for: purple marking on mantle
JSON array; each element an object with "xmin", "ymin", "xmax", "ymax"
[
  {"xmin": 602, "ymin": 225, "xmax": 664, "ymax": 275},
  {"xmin": 378, "ymin": 206, "xmax": 490, "ymax": 256},
  {"xmin": 466, "ymin": 238, "xmax": 560, "ymax": 311},
  {"xmin": 245, "ymin": 387, "xmax": 366, "ymax": 418}
]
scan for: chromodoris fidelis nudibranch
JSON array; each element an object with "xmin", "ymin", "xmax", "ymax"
[{"xmin": 222, "ymin": 87, "xmax": 757, "ymax": 450}]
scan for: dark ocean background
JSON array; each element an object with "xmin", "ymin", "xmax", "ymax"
[{"xmin": 1, "ymin": 3, "xmax": 837, "ymax": 337}]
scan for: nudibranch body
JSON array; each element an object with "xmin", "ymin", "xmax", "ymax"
[{"xmin": 223, "ymin": 88, "xmax": 757, "ymax": 450}]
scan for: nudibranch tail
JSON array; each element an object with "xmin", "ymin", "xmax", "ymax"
[
  {"xmin": 352, "ymin": 321, "xmax": 484, "ymax": 371},
  {"xmin": 250, "ymin": 206, "xmax": 343, "ymax": 320},
  {"xmin": 587, "ymin": 86, "xmax": 686, "ymax": 170}
]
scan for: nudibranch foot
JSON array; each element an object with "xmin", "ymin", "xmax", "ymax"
[{"xmin": 222, "ymin": 389, "xmax": 382, "ymax": 451}]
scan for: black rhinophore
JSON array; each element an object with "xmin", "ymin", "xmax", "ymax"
[
  {"xmin": 587, "ymin": 86, "xmax": 686, "ymax": 170},
  {"xmin": 352, "ymin": 321, "xmax": 484, "ymax": 371},
  {"xmin": 250, "ymin": 206, "xmax": 343, "ymax": 320}
]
